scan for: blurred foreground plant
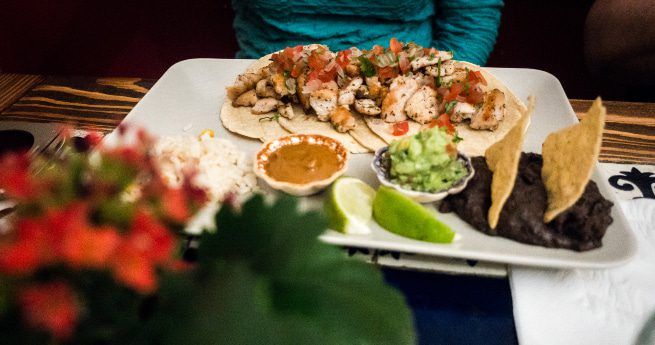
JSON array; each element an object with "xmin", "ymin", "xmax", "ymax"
[
  {"xmin": 0, "ymin": 126, "xmax": 207, "ymax": 343},
  {"xmin": 0, "ymin": 127, "xmax": 415, "ymax": 344}
]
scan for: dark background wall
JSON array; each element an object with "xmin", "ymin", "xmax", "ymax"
[{"xmin": 1, "ymin": 0, "xmax": 603, "ymax": 100}]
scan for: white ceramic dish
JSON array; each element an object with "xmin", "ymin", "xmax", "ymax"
[
  {"xmin": 107, "ymin": 58, "xmax": 637, "ymax": 269},
  {"xmin": 253, "ymin": 134, "xmax": 349, "ymax": 196},
  {"xmin": 371, "ymin": 146, "xmax": 474, "ymax": 203}
]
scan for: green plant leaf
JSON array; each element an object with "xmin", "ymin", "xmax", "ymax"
[{"xmin": 149, "ymin": 194, "xmax": 416, "ymax": 345}]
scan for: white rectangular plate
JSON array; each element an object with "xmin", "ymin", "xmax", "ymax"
[{"xmin": 112, "ymin": 58, "xmax": 637, "ymax": 269}]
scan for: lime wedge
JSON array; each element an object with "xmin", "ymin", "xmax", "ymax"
[
  {"xmin": 373, "ymin": 186, "xmax": 455, "ymax": 243},
  {"xmin": 324, "ymin": 177, "xmax": 376, "ymax": 234}
]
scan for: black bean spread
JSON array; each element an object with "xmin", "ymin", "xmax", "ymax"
[{"xmin": 439, "ymin": 153, "xmax": 613, "ymax": 251}]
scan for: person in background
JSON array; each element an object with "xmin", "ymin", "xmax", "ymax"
[
  {"xmin": 585, "ymin": 0, "xmax": 655, "ymax": 101},
  {"xmin": 231, "ymin": 0, "xmax": 503, "ymax": 66}
]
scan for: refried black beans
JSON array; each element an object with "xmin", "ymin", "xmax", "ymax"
[{"xmin": 438, "ymin": 153, "xmax": 613, "ymax": 251}]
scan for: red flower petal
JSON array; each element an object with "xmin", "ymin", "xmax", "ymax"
[
  {"xmin": 112, "ymin": 250, "xmax": 157, "ymax": 294},
  {"xmin": 20, "ymin": 281, "xmax": 79, "ymax": 340},
  {"xmin": 162, "ymin": 188, "xmax": 190, "ymax": 222}
]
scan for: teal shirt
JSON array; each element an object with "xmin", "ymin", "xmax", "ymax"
[{"xmin": 231, "ymin": 0, "xmax": 503, "ymax": 66}]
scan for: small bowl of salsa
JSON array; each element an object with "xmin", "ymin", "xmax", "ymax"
[{"xmin": 254, "ymin": 134, "xmax": 349, "ymax": 196}]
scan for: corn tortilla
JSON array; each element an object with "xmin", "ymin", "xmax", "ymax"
[
  {"xmin": 485, "ymin": 96, "xmax": 535, "ymax": 229},
  {"xmin": 541, "ymin": 97, "xmax": 606, "ymax": 223}
]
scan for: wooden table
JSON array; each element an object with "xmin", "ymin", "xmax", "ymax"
[{"xmin": 1, "ymin": 73, "xmax": 654, "ymax": 165}]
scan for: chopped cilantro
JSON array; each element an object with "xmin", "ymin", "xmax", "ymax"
[
  {"xmin": 358, "ymin": 56, "xmax": 376, "ymax": 77},
  {"xmin": 259, "ymin": 112, "xmax": 280, "ymax": 122},
  {"xmin": 444, "ymin": 100, "xmax": 458, "ymax": 114},
  {"xmin": 429, "ymin": 53, "xmax": 435, "ymax": 60},
  {"xmin": 453, "ymin": 131, "xmax": 463, "ymax": 143}
]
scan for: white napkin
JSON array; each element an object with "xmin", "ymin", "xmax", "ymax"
[{"xmin": 510, "ymin": 198, "xmax": 655, "ymax": 345}]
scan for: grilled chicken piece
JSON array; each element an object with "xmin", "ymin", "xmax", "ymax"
[
  {"xmin": 376, "ymin": 86, "xmax": 389, "ymax": 107},
  {"xmin": 322, "ymin": 81, "xmax": 339, "ymax": 92},
  {"xmin": 412, "ymin": 73, "xmax": 435, "ymax": 88},
  {"xmin": 252, "ymin": 98, "xmax": 282, "ymax": 114},
  {"xmin": 410, "ymin": 51, "xmax": 453, "ymax": 70},
  {"xmin": 330, "ymin": 106, "xmax": 356, "ymax": 132},
  {"xmin": 338, "ymin": 77, "xmax": 363, "ymax": 105},
  {"xmin": 356, "ymin": 85, "xmax": 370, "ymax": 99},
  {"xmin": 296, "ymin": 73, "xmax": 311, "ymax": 110},
  {"xmin": 381, "ymin": 76, "xmax": 419, "ymax": 123},
  {"xmin": 450, "ymin": 102, "xmax": 477, "ymax": 123},
  {"xmin": 345, "ymin": 64, "xmax": 360, "ymax": 77},
  {"xmin": 277, "ymin": 103, "xmax": 296, "ymax": 120},
  {"xmin": 404, "ymin": 86, "xmax": 438, "ymax": 124},
  {"xmin": 441, "ymin": 70, "xmax": 468, "ymax": 84},
  {"xmin": 227, "ymin": 69, "xmax": 266, "ymax": 100},
  {"xmin": 425, "ymin": 60, "xmax": 456, "ymax": 77},
  {"xmin": 233, "ymin": 89, "xmax": 258, "ymax": 107},
  {"xmin": 271, "ymin": 73, "xmax": 289, "ymax": 97},
  {"xmin": 256, "ymin": 79, "xmax": 276, "ymax": 98},
  {"xmin": 354, "ymin": 99, "xmax": 381, "ymax": 116},
  {"xmin": 366, "ymin": 76, "xmax": 383, "ymax": 99},
  {"xmin": 310, "ymin": 89, "xmax": 337, "ymax": 121},
  {"xmin": 470, "ymin": 89, "xmax": 506, "ymax": 130}
]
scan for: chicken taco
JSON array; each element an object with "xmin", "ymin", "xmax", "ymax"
[{"xmin": 221, "ymin": 40, "xmax": 526, "ymax": 155}]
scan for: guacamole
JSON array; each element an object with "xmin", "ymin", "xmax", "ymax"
[{"xmin": 388, "ymin": 127, "xmax": 467, "ymax": 193}]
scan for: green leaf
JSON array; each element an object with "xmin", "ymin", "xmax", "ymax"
[
  {"xmin": 358, "ymin": 56, "xmax": 377, "ymax": 78},
  {"xmin": 444, "ymin": 100, "xmax": 458, "ymax": 114},
  {"xmin": 150, "ymin": 194, "xmax": 416, "ymax": 345}
]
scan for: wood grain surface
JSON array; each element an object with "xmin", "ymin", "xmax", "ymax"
[
  {"xmin": 571, "ymin": 99, "xmax": 655, "ymax": 165},
  {"xmin": 0, "ymin": 74, "xmax": 653, "ymax": 165},
  {"xmin": 0, "ymin": 74, "xmax": 44, "ymax": 113},
  {"xmin": 1, "ymin": 76, "xmax": 154, "ymax": 133}
]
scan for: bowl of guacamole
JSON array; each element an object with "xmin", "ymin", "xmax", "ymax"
[{"xmin": 371, "ymin": 127, "xmax": 474, "ymax": 203}]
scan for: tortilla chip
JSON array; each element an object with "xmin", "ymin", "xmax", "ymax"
[
  {"xmin": 364, "ymin": 117, "xmax": 422, "ymax": 144},
  {"xmin": 278, "ymin": 113, "xmax": 370, "ymax": 153},
  {"xmin": 349, "ymin": 113, "xmax": 388, "ymax": 151},
  {"xmin": 485, "ymin": 96, "xmax": 535, "ymax": 229},
  {"xmin": 542, "ymin": 97, "xmax": 606, "ymax": 223}
]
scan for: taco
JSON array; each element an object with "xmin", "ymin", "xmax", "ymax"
[{"xmin": 221, "ymin": 40, "xmax": 526, "ymax": 155}]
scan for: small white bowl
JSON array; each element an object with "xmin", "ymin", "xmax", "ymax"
[
  {"xmin": 371, "ymin": 146, "xmax": 474, "ymax": 203},
  {"xmin": 253, "ymin": 134, "xmax": 349, "ymax": 196}
]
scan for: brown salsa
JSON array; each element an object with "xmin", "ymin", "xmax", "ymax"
[{"xmin": 265, "ymin": 142, "xmax": 342, "ymax": 184}]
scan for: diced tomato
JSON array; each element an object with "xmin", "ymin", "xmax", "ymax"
[
  {"xmin": 468, "ymin": 70, "xmax": 487, "ymax": 86},
  {"xmin": 290, "ymin": 60, "xmax": 305, "ymax": 78},
  {"xmin": 436, "ymin": 87, "xmax": 449, "ymax": 97},
  {"xmin": 307, "ymin": 51, "xmax": 326, "ymax": 70},
  {"xmin": 282, "ymin": 45, "xmax": 302, "ymax": 60},
  {"xmin": 335, "ymin": 50, "xmax": 352, "ymax": 68},
  {"xmin": 271, "ymin": 53, "xmax": 293, "ymax": 72},
  {"xmin": 307, "ymin": 69, "xmax": 321, "ymax": 82},
  {"xmin": 372, "ymin": 45, "xmax": 384, "ymax": 55},
  {"xmin": 389, "ymin": 38, "xmax": 403, "ymax": 54},
  {"xmin": 318, "ymin": 66, "xmax": 338, "ymax": 82},
  {"xmin": 466, "ymin": 86, "xmax": 484, "ymax": 104},
  {"xmin": 429, "ymin": 113, "xmax": 455, "ymax": 134},
  {"xmin": 377, "ymin": 66, "xmax": 398, "ymax": 81},
  {"xmin": 398, "ymin": 52, "xmax": 410, "ymax": 74},
  {"xmin": 444, "ymin": 82, "xmax": 464, "ymax": 102},
  {"xmin": 392, "ymin": 121, "xmax": 409, "ymax": 136}
]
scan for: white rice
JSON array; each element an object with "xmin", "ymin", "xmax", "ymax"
[{"xmin": 152, "ymin": 135, "xmax": 257, "ymax": 202}]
